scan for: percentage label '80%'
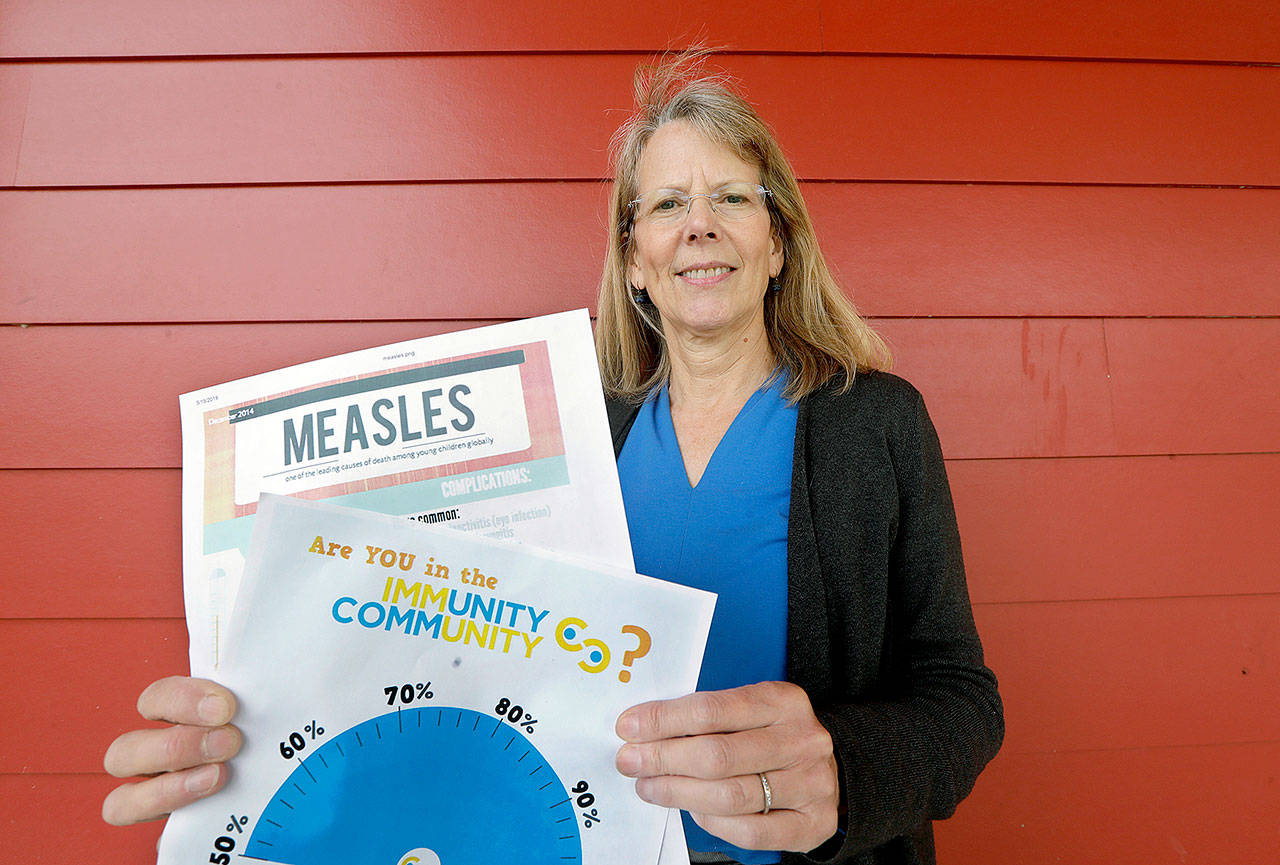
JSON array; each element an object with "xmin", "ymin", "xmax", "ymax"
[{"xmin": 494, "ymin": 697, "xmax": 539, "ymax": 733}]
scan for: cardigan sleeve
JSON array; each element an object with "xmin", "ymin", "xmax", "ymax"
[{"xmin": 802, "ymin": 388, "xmax": 1004, "ymax": 862}]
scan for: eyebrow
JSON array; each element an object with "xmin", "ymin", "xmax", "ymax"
[{"xmin": 641, "ymin": 180, "xmax": 757, "ymax": 194}]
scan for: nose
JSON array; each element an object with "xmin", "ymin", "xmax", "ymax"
[{"xmin": 684, "ymin": 195, "xmax": 720, "ymax": 241}]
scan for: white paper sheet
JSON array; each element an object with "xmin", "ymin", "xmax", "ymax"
[
  {"xmin": 158, "ymin": 495, "xmax": 714, "ymax": 865},
  {"xmin": 179, "ymin": 310, "xmax": 632, "ymax": 676}
]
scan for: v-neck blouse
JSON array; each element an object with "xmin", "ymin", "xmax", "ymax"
[{"xmin": 616, "ymin": 377, "xmax": 797, "ymax": 864}]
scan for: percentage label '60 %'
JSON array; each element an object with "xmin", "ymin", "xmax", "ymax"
[{"xmin": 279, "ymin": 720, "xmax": 324, "ymax": 759}]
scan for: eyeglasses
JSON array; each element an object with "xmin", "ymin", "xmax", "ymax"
[{"xmin": 628, "ymin": 183, "xmax": 771, "ymax": 225}]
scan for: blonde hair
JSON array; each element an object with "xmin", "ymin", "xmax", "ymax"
[{"xmin": 595, "ymin": 50, "xmax": 892, "ymax": 402}]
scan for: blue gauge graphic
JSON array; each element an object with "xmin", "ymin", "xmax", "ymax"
[{"xmin": 244, "ymin": 707, "xmax": 581, "ymax": 864}]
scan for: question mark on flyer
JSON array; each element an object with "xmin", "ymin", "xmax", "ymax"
[
  {"xmin": 556, "ymin": 617, "xmax": 611, "ymax": 674},
  {"xmin": 618, "ymin": 625, "xmax": 651, "ymax": 683}
]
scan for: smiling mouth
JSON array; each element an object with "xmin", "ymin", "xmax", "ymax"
[{"xmin": 677, "ymin": 266, "xmax": 735, "ymax": 279}]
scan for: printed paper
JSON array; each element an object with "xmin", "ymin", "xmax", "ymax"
[{"xmin": 157, "ymin": 495, "xmax": 715, "ymax": 865}]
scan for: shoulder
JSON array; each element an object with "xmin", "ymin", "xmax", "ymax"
[
  {"xmin": 604, "ymin": 395, "xmax": 642, "ymax": 458},
  {"xmin": 802, "ymin": 369, "xmax": 925, "ymax": 436},
  {"xmin": 604, "ymin": 395, "xmax": 638, "ymax": 430}
]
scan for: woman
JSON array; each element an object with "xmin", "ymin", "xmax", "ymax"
[
  {"xmin": 103, "ymin": 54, "xmax": 1002, "ymax": 865},
  {"xmin": 598, "ymin": 55, "xmax": 1002, "ymax": 864}
]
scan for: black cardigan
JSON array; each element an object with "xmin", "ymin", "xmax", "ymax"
[{"xmin": 606, "ymin": 371, "xmax": 1004, "ymax": 865}]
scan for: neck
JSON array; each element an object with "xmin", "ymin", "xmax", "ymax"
[{"xmin": 665, "ymin": 318, "xmax": 776, "ymax": 412}]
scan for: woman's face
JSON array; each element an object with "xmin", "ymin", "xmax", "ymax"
[{"xmin": 627, "ymin": 121, "xmax": 783, "ymax": 343}]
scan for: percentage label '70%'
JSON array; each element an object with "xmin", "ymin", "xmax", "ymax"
[{"xmin": 385, "ymin": 682, "xmax": 434, "ymax": 705}]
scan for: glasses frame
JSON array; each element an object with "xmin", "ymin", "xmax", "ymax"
[{"xmin": 627, "ymin": 184, "xmax": 773, "ymax": 226}]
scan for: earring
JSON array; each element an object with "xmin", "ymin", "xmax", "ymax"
[
  {"xmin": 631, "ymin": 285, "xmax": 651, "ymax": 305},
  {"xmin": 769, "ymin": 277, "xmax": 782, "ymax": 293}
]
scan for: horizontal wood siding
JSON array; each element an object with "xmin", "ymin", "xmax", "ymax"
[
  {"xmin": 822, "ymin": 0, "xmax": 1280, "ymax": 63},
  {"xmin": 0, "ymin": 0, "xmax": 824, "ymax": 58},
  {"xmin": 933, "ymin": 742, "xmax": 1280, "ymax": 862},
  {"xmin": 4, "ymin": 56, "xmax": 1279, "ymax": 186},
  {"xmin": 4, "ymin": 184, "xmax": 1279, "ymax": 322},
  {"xmin": 2, "ymin": 4, "xmax": 1276, "ymax": 862},
  {"xmin": 6, "ymin": 455, "xmax": 1278, "ymax": 619},
  {"xmin": 6, "ymin": 600, "xmax": 1279, "ymax": 771},
  {"xmin": 6, "ymin": 319, "xmax": 1279, "ymax": 467},
  {"xmin": 2, "ymin": 1, "xmax": 1276, "ymax": 62}
]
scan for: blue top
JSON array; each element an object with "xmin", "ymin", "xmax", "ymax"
[{"xmin": 617, "ymin": 376, "xmax": 797, "ymax": 865}]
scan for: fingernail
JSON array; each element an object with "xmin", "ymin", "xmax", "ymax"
[
  {"xmin": 616, "ymin": 711, "xmax": 638, "ymax": 740},
  {"xmin": 198, "ymin": 695, "xmax": 231, "ymax": 724},
  {"xmin": 185, "ymin": 764, "xmax": 219, "ymax": 795},
  {"xmin": 203, "ymin": 727, "xmax": 237, "ymax": 761},
  {"xmin": 616, "ymin": 745, "xmax": 640, "ymax": 776}
]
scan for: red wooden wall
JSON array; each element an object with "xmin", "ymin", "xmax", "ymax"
[{"xmin": 3, "ymin": 2, "xmax": 1279, "ymax": 861}]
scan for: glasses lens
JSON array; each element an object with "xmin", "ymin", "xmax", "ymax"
[
  {"xmin": 645, "ymin": 192, "xmax": 689, "ymax": 222},
  {"xmin": 712, "ymin": 184, "xmax": 766, "ymax": 219}
]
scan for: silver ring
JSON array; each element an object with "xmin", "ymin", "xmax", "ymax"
[{"xmin": 758, "ymin": 772, "xmax": 773, "ymax": 815}]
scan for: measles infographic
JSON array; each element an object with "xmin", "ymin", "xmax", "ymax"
[
  {"xmin": 179, "ymin": 310, "xmax": 632, "ymax": 676},
  {"xmin": 157, "ymin": 494, "xmax": 716, "ymax": 865}
]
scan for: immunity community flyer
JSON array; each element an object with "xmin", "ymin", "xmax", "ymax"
[{"xmin": 157, "ymin": 495, "xmax": 716, "ymax": 865}]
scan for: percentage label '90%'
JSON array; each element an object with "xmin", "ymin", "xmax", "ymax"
[
  {"xmin": 279, "ymin": 720, "xmax": 325, "ymax": 759},
  {"xmin": 572, "ymin": 781, "xmax": 604, "ymax": 828}
]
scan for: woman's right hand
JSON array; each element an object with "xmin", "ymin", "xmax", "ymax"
[{"xmin": 102, "ymin": 676, "xmax": 242, "ymax": 826}]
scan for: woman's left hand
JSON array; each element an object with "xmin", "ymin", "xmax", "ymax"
[{"xmin": 615, "ymin": 681, "xmax": 840, "ymax": 853}]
